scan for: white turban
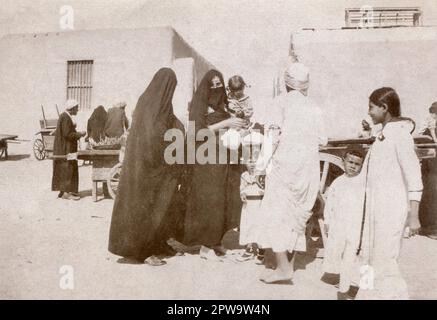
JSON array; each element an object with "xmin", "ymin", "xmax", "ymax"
[
  {"xmin": 65, "ymin": 99, "xmax": 79, "ymax": 111},
  {"xmin": 115, "ymin": 101, "xmax": 127, "ymax": 108},
  {"xmin": 284, "ymin": 63, "xmax": 309, "ymax": 91}
]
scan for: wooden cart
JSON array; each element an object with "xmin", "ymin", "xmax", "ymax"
[
  {"xmin": 77, "ymin": 150, "xmax": 121, "ymax": 202},
  {"xmin": 33, "ymin": 105, "xmax": 59, "ymax": 160},
  {"xmin": 0, "ymin": 134, "xmax": 19, "ymax": 160}
]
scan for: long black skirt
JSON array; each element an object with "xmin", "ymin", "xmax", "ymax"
[
  {"xmin": 51, "ymin": 160, "xmax": 79, "ymax": 193},
  {"xmin": 183, "ymin": 163, "xmax": 243, "ymax": 247},
  {"xmin": 108, "ymin": 166, "xmax": 185, "ymax": 261}
]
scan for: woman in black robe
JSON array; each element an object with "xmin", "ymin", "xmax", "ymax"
[
  {"xmin": 183, "ymin": 70, "xmax": 246, "ymax": 251},
  {"xmin": 108, "ymin": 68, "xmax": 185, "ymax": 264},
  {"xmin": 86, "ymin": 105, "xmax": 107, "ymax": 143}
]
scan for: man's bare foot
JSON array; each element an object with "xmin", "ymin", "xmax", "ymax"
[
  {"xmin": 259, "ymin": 268, "xmax": 275, "ymax": 281},
  {"xmin": 261, "ymin": 269, "xmax": 294, "ymax": 285}
]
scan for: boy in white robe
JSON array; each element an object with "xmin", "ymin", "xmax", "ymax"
[
  {"xmin": 322, "ymin": 150, "xmax": 365, "ymax": 300},
  {"xmin": 239, "ymin": 160, "xmax": 265, "ymax": 257}
]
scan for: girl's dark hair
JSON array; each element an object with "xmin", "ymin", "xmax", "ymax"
[
  {"xmin": 228, "ymin": 75, "xmax": 246, "ymax": 92},
  {"xmin": 369, "ymin": 87, "xmax": 401, "ymax": 117}
]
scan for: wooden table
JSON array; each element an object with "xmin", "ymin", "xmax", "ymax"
[
  {"xmin": 0, "ymin": 134, "xmax": 18, "ymax": 160},
  {"xmin": 78, "ymin": 150, "xmax": 120, "ymax": 202}
]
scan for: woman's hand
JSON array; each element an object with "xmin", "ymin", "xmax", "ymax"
[
  {"xmin": 208, "ymin": 117, "xmax": 246, "ymax": 132},
  {"xmin": 226, "ymin": 117, "xmax": 246, "ymax": 130}
]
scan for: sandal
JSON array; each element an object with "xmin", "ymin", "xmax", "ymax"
[
  {"xmin": 236, "ymin": 252, "xmax": 255, "ymax": 262},
  {"xmin": 145, "ymin": 255, "xmax": 167, "ymax": 266}
]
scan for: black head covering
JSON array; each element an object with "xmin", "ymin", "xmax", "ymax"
[
  {"xmin": 126, "ymin": 67, "xmax": 178, "ymax": 167},
  {"xmin": 87, "ymin": 105, "xmax": 107, "ymax": 142},
  {"xmin": 189, "ymin": 69, "xmax": 229, "ymax": 134}
]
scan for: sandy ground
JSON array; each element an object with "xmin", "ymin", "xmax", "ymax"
[{"xmin": 1, "ymin": 142, "xmax": 437, "ymax": 300}]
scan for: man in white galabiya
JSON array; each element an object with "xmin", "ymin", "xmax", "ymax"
[{"xmin": 254, "ymin": 63, "xmax": 327, "ymax": 284}]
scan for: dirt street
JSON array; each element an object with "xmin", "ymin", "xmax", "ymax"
[{"xmin": 1, "ymin": 144, "xmax": 436, "ymax": 299}]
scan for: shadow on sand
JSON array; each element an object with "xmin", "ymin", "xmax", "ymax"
[
  {"xmin": 78, "ymin": 188, "xmax": 114, "ymax": 202},
  {"xmin": 0, "ymin": 154, "xmax": 31, "ymax": 161}
]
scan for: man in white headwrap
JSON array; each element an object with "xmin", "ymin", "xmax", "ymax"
[
  {"xmin": 253, "ymin": 63, "xmax": 327, "ymax": 284},
  {"xmin": 52, "ymin": 99, "xmax": 86, "ymax": 200},
  {"xmin": 283, "ymin": 62, "xmax": 310, "ymax": 95}
]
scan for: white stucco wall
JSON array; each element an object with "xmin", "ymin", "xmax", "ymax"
[
  {"xmin": 0, "ymin": 27, "xmax": 213, "ymax": 140},
  {"xmin": 291, "ymin": 26, "xmax": 437, "ymax": 138}
]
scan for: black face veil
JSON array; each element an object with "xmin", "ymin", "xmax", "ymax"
[{"xmin": 189, "ymin": 69, "xmax": 228, "ymax": 133}]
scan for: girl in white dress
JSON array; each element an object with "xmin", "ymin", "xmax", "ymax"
[{"xmin": 357, "ymin": 87, "xmax": 422, "ymax": 300}]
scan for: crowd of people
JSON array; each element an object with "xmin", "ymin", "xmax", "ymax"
[{"xmin": 50, "ymin": 62, "xmax": 437, "ymax": 300}]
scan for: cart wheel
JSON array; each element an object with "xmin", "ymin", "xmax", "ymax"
[
  {"xmin": 0, "ymin": 148, "xmax": 5, "ymax": 159},
  {"xmin": 107, "ymin": 163, "xmax": 122, "ymax": 199},
  {"xmin": 319, "ymin": 152, "xmax": 344, "ymax": 196},
  {"xmin": 33, "ymin": 139, "xmax": 46, "ymax": 160}
]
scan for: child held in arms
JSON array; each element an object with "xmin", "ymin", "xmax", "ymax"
[
  {"xmin": 221, "ymin": 75, "xmax": 253, "ymax": 150},
  {"xmin": 321, "ymin": 150, "xmax": 365, "ymax": 300},
  {"xmin": 227, "ymin": 75, "xmax": 254, "ymax": 122}
]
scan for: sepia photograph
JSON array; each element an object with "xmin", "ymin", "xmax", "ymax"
[{"xmin": 1, "ymin": 0, "xmax": 437, "ymax": 303}]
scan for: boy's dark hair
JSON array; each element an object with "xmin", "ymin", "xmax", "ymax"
[
  {"xmin": 344, "ymin": 149, "xmax": 364, "ymax": 160},
  {"xmin": 369, "ymin": 87, "xmax": 401, "ymax": 117},
  {"xmin": 228, "ymin": 75, "xmax": 246, "ymax": 92}
]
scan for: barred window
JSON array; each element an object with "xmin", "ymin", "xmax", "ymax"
[
  {"xmin": 345, "ymin": 7, "xmax": 422, "ymax": 28},
  {"xmin": 66, "ymin": 60, "xmax": 93, "ymax": 110}
]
